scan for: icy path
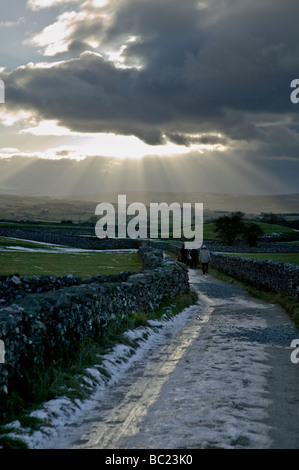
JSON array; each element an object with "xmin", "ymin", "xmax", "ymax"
[{"xmin": 25, "ymin": 269, "xmax": 299, "ymax": 449}]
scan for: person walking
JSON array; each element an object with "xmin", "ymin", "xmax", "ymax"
[
  {"xmin": 190, "ymin": 248, "xmax": 199, "ymax": 269},
  {"xmin": 199, "ymin": 244, "xmax": 211, "ymax": 274},
  {"xmin": 180, "ymin": 243, "xmax": 188, "ymax": 265}
]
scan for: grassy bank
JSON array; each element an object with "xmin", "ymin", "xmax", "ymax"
[
  {"xmin": 228, "ymin": 252, "xmax": 299, "ymax": 266},
  {"xmin": 0, "ymin": 236, "xmax": 142, "ymax": 277},
  {"xmin": 0, "ymin": 289, "xmax": 198, "ymax": 448}
]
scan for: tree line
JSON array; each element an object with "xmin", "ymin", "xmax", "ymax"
[{"xmin": 213, "ymin": 211, "xmax": 264, "ymax": 246}]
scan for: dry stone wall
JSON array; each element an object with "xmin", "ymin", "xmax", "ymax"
[
  {"xmin": 210, "ymin": 252, "xmax": 299, "ymax": 301},
  {"xmin": 0, "ymin": 245, "xmax": 189, "ymax": 403},
  {"xmin": 0, "ymin": 226, "xmax": 141, "ymax": 250},
  {"xmin": 0, "ymin": 271, "xmax": 137, "ymax": 308}
]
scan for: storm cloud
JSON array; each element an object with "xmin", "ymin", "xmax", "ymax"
[
  {"xmin": 0, "ymin": 0, "xmax": 299, "ymax": 198},
  {"xmin": 3, "ymin": 0, "xmax": 299, "ymax": 146}
]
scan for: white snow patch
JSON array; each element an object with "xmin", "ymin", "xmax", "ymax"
[
  {"xmin": 0, "ymin": 243, "xmax": 138, "ymax": 254},
  {"xmin": 230, "ymin": 297, "xmax": 274, "ymax": 309},
  {"xmin": 3, "ymin": 304, "xmax": 198, "ymax": 449}
]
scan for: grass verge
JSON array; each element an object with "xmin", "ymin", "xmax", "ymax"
[
  {"xmin": 210, "ymin": 266, "xmax": 299, "ymax": 328},
  {"xmin": 0, "ymin": 289, "xmax": 198, "ymax": 449},
  {"xmin": 228, "ymin": 252, "xmax": 299, "ymax": 266},
  {"xmin": 0, "ymin": 250, "xmax": 142, "ymax": 277}
]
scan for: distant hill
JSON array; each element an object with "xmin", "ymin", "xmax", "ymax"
[
  {"xmin": 65, "ymin": 191, "xmax": 299, "ymax": 214},
  {"xmin": 0, "ymin": 194, "xmax": 96, "ymax": 223},
  {"xmin": 0, "ymin": 192, "xmax": 298, "ymax": 222}
]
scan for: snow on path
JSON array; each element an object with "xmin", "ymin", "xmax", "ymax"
[
  {"xmin": 6, "ymin": 269, "xmax": 299, "ymax": 449},
  {"xmin": 7, "ymin": 295, "xmax": 199, "ymax": 448}
]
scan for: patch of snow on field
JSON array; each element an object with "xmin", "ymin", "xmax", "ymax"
[{"xmin": 0, "ymin": 244, "xmax": 138, "ymax": 254}]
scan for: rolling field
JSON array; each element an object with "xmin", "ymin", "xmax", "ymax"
[
  {"xmin": 0, "ymin": 214, "xmax": 298, "ymax": 277},
  {"xmin": 0, "ymin": 237, "xmax": 142, "ymax": 277}
]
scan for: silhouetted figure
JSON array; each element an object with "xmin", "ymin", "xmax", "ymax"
[
  {"xmin": 186, "ymin": 249, "xmax": 192, "ymax": 267},
  {"xmin": 199, "ymin": 245, "xmax": 211, "ymax": 274},
  {"xmin": 190, "ymin": 248, "xmax": 199, "ymax": 269},
  {"xmin": 180, "ymin": 243, "xmax": 188, "ymax": 265}
]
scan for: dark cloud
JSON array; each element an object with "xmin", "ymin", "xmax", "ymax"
[
  {"xmin": 166, "ymin": 132, "xmax": 228, "ymax": 147},
  {"xmin": 3, "ymin": 0, "xmax": 299, "ymax": 152}
]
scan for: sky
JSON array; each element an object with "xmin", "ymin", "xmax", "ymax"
[{"xmin": 0, "ymin": 0, "xmax": 299, "ymax": 198}]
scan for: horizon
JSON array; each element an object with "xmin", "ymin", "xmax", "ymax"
[
  {"xmin": 1, "ymin": 188, "xmax": 299, "ymax": 198},
  {"xmin": 0, "ymin": 190, "xmax": 298, "ymax": 220}
]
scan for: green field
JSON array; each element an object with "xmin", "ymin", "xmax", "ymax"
[
  {"xmin": 0, "ymin": 237, "xmax": 142, "ymax": 277},
  {"xmin": 203, "ymin": 222, "xmax": 297, "ymax": 241},
  {"xmin": 0, "ymin": 237, "xmax": 66, "ymax": 250},
  {"xmin": 249, "ymin": 222, "xmax": 297, "ymax": 235},
  {"xmin": 229, "ymin": 253, "xmax": 299, "ymax": 266}
]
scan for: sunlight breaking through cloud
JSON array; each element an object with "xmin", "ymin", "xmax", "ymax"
[
  {"xmin": 19, "ymin": 120, "xmax": 227, "ymax": 159},
  {"xmin": 0, "ymin": 0, "xmax": 297, "ymax": 196}
]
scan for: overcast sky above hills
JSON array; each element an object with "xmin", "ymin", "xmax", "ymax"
[{"xmin": 0, "ymin": 0, "xmax": 299, "ymax": 199}]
